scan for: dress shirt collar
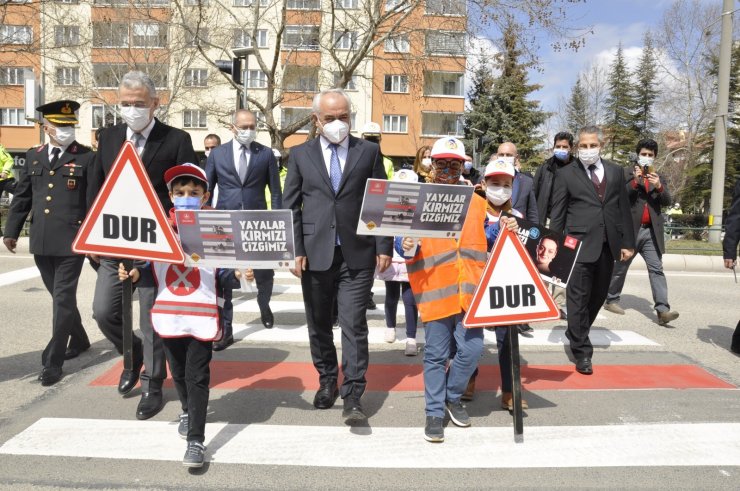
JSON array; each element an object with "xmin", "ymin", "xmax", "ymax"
[
  {"xmin": 47, "ymin": 142, "xmax": 68, "ymax": 159},
  {"xmin": 319, "ymin": 134, "xmax": 349, "ymax": 152},
  {"xmin": 580, "ymin": 157, "xmax": 603, "ymax": 173},
  {"xmin": 126, "ymin": 117, "xmax": 156, "ymax": 141}
]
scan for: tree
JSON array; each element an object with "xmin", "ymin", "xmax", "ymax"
[
  {"xmin": 464, "ymin": 24, "xmax": 548, "ymax": 166},
  {"xmin": 633, "ymin": 32, "xmax": 659, "ymax": 138},
  {"xmin": 565, "ymin": 77, "xmax": 588, "ymax": 133},
  {"xmin": 604, "ymin": 42, "xmax": 638, "ymax": 162}
]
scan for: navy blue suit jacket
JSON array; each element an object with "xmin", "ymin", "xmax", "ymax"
[
  {"xmin": 205, "ymin": 140, "xmax": 282, "ymax": 210},
  {"xmin": 511, "ymin": 171, "xmax": 539, "ymax": 223}
]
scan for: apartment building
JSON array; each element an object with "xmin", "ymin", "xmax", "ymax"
[{"xmin": 0, "ymin": 0, "xmax": 467, "ymax": 163}]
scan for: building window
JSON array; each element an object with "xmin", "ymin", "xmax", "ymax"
[
  {"xmin": 384, "ymin": 34, "xmax": 409, "ymax": 53},
  {"xmin": 233, "ymin": 29, "xmax": 268, "ymax": 49},
  {"xmin": 54, "ymin": 26, "xmax": 79, "ymax": 47},
  {"xmin": 132, "ymin": 23, "xmax": 167, "ymax": 48},
  {"xmin": 0, "ymin": 108, "xmax": 33, "ymax": 126},
  {"xmin": 183, "ymin": 110, "xmax": 207, "ymax": 128},
  {"xmin": 233, "ymin": 0, "xmax": 268, "ymax": 6},
  {"xmin": 422, "ymin": 112, "xmax": 464, "ymax": 137},
  {"xmin": 91, "ymin": 104, "xmax": 120, "ymax": 128},
  {"xmin": 184, "ymin": 68, "xmax": 208, "ymax": 87},
  {"xmin": 287, "ymin": 0, "xmax": 320, "ymax": 9},
  {"xmin": 0, "ymin": 67, "xmax": 27, "ymax": 86},
  {"xmin": 333, "ymin": 72, "xmax": 357, "ymax": 91},
  {"xmin": 333, "ymin": 31, "xmax": 358, "ymax": 51},
  {"xmin": 425, "ymin": 31, "xmax": 465, "ymax": 56},
  {"xmin": 385, "ymin": 0, "xmax": 410, "ymax": 11},
  {"xmin": 93, "ymin": 23, "xmax": 129, "ymax": 48},
  {"xmin": 185, "ymin": 27, "xmax": 209, "ymax": 47},
  {"xmin": 281, "ymin": 107, "xmax": 312, "ymax": 132},
  {"xmin": 336, "ymin": 0, "xmax": 357, "ymax": 8},
  {"xmin": 56, "ymin": 67, "xmax": 80, "ymax": 86},
  {"xmin": 185, "ymin": 0, "xmax": 208, "ymax": 5},
  {"xmin": 245, "ymin": 69, "xmax": 267, "ymax": 89},
  {"xmin": 0, "ymin": 25, "xmax": 32, "ymax": 45},
  {"xmin": 423, "ymin": 71, "xmax": 464, "ymax": 97},
  {"xmin": 383, "ymin": 114, "xmax": 408, "ymax": 133},
  {"xmin": 54, "ymin": 0, "xmax": 79, "ymax": 3},
  {"xmin": 283, "ymin": 65, "xmax": 318, "ymax": 92},
  {"xmin": 425, "ymin": 0, "xmax": 466, "ymax": 16},
  {"xmin": 384, "ymin": 75, "xmax": 408, "ymax": 93},
  {"xmin": 283, "ymin": 25, "xmax": 320, "ymax": 50}
]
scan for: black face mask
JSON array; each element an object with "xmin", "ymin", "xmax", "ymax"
[{"xmin": 364, "ymin": 136, "xmax": 380, "ymax": 144}]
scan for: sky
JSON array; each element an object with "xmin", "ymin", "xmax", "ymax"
[{"xmin": 512, "ymin": 0, "xmax": 733, "ymax": 114}]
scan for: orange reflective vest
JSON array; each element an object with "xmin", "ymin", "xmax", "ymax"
[{"xmin": 406, "ymin": 193, "xmax": 488, "ymax": 323}]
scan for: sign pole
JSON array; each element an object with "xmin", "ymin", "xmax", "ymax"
[
  {"xmin": 121, "ymin": 259, "xmax": 133, "ymax": 371},
  {"xmin": 509, "ymin": 326, "xmax": 524, "ymax": 437}
]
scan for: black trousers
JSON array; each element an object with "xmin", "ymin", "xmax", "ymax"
[
  {"xmin": 301, "ymin": 246, "xmax": 374, "ymax": 399},
  {"xmin": 565, "ymin": 243, "xmax": 615, "ymax": 360},
  {"xmin": 34, "ymin": 255, "xmax": 89, "ymax": 369},
  {"xmin": 221, "ymin": 269, "xmax": 273, "ymax": 337},
  {"xmin": 162, "ymin": 336, "xmax": 212, "ymax": 443}
]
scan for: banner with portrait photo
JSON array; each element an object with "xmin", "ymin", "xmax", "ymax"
[{"xmin": 502, "ymin": 212, "xmax": 582, "ymax": 287}]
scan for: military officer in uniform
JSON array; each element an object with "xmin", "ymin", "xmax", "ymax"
[{"xmin": 3, "ymin": 100, "xmax": 92, "ymax": 386}]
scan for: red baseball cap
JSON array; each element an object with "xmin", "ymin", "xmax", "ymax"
[{"xmin": 164, "ymin": 163, "xmax": 209, "ymax": 191}]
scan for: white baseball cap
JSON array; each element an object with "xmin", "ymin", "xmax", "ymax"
[
  {"xmin": 430, "ymin": 137, "xmax": 465, "ymax": 160},
  {"xmin": 361, "ymin": 122, "xmax": 381, "ymax": 135},
  {"xmin": 484, "ymin": 158, "xmax": 516, "ymax": 178}
]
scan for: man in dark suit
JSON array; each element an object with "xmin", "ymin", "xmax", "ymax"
[
  {"xmin": 550, "ymin": 125, "xmax": 635, "ymax": 375},
  {"xmin": 722, "ymin": 178, "xmax": 740, "ymax": 354},
  {"xmin": 206, "ymin": 109, "xmax": 282, "ymax": 350},
  {"xmin": 283, "ymin": 89, "xmax": 392, "ymax": 422},
  {"xmin": 496, "ymin": 142, "xmax": 538, "ymax": 223},
  {"xmin": 3, "ymin": 100, "xmax": 92, "ymax": 385},
  {"xmin": 88, "ymin": 71, "xmax": 197, "ymax": 419},
  {"xmin": 604, "ymin": 139, "xmax": 679, "ymax": 325}
]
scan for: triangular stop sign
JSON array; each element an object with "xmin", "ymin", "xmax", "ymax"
[
  {"xmin": 463, "ymin": 226, "xmax": 560, "ymax": 327},
  {"xmin": 72, "ymin": 141, "xmax": 185, "ymax": 263}
]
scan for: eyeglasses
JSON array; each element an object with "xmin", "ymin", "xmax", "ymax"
[
  {"xmin": 120, "ymin": 102, "xmax": 150, "ymax": 108},
  {"xmin": 434, "ymin": 159, "xmax": 463, "ymax": 171}
]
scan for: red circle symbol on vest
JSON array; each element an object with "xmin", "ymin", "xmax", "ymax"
[{"xmin": 166, "ymin": 265, "xmax": 201, "ymax": 296}]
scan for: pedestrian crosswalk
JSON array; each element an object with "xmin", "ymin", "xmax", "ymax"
[{"xmin": 0, "ymin": 266, "xmax": 738, "ymax": 478}]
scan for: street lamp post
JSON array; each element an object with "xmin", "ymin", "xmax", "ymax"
[{"xmin": 708, "ymin": 0, "xmax": 735, "ymax": 243}]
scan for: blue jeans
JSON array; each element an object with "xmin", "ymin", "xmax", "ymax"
[{"xmin": 423, "ymin": 313, "xmax": 484, "ymax": 417}]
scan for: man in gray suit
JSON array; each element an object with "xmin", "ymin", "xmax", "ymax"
[
  {"xmin": 496, "ymin": 142, "xmax": 538, "ymax": 223},
  {"xmin": 283, "ymin": 89, "xmax": 392, "ymax": 422},
  {"xmin": 550, "ymin": 126, "xmax": 635, "ymax": 375}
]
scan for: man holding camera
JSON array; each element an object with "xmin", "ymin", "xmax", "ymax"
[{"xmin": 604, "ymin": 139, "xmax": 679, "ymax": 326}]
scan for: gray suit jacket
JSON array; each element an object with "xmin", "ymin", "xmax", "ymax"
[{"xmin": 282, "ymin": 135, "xmax": 393, "ymax": 271}]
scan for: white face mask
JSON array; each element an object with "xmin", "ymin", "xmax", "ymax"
[
  {"xmin": 234, "ymin": 128, "xmax": 256, "ymax": 146},
  {"xmin": 579, "ymin": 148, "xmax": 600, "ymax": 166},
  {"xmin": 320, "ymin": 120, "xmax": 350, "ymax": 144},
  {"xmin": 53, "ymin": 126, "xmax": 75, "ymax": 146},
  {"xmin": 421, "ymin": 157, "xmax": 432, "ymax": 169},
  {"xmin": 121, "ymin": 105, "xmax": 152, "ymax": 132},
  {"xmin": 638, "ymin": 156, "xmax": 654, "ymax": 167},
  {"xmin": 204, "ymin": 149, "xmax": 211, "ymax": 157},
  {"xmin": 486, "ymin": 185, "xmax": 512, "ymax": 206}
]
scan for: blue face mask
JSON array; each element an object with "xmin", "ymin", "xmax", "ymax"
[
  {"xmin": 554, "ymin": 149, "xmax": 569, "ymax": 162},
  {"xmin": 173, "ymin": 196, "xmax": 202, "ymax": 210}
]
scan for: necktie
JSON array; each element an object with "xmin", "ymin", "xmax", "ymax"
[
  {"xmin": 329, "ymin": 143, "xmax": 342, "ymax": 194},
  {"xmin": 329, "ymin": 143, "xmax": 342, "ymax": 245},
  {"xmin": 131, "ymin": 133, "xmax": 144, "ymax": 156},
  {"xmin": 588, "ymin": 164, "xmax": 600, "ymax": 185},
  {"xmin": 239, "ymin": 145, "xmax": 248, "ymax": 184},
  {"xmin": 50, "ymin": 147, "xmax": 61, "ymax": 167}
]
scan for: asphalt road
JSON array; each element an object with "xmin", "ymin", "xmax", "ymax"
[{"xmin": 0, "ymin": 238, "xmax": 738, "ymax": 490}]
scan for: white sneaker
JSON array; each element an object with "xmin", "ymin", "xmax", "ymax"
[
  {"xmin": 384, "ymin": 327, "xmax": 396, "ymax": 343},
  {"xmin": 405, "ymin": 338, "xmax": 417, "ymax": 356}
]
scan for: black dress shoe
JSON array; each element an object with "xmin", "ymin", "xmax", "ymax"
[
  {"xmin": 118, "ymin": 357, "xmax": 143, "ymax": 395},
  {"xmin": 261, "ymin": 308, "xmax": 274, "ymax": 329},
  {"xmin": 342, "ymin": 397, "xmax": 367, "ymax": 422},
  {"xmin": 136, "ymin": 391, "xmax": 164, "ymax": 420},
  {"xmin": 65, "ymin": 342, "xmax": 91, "ymax": 360},
  {"xmin": 575, "ymin": 358, "xmax": 593, "ymax": 375},
  {"xmin": 313, "ymin": 382, "xmax": 339, "ymax": 409},
  {"xmin": 213, "ymin": 335, "xmax": 234, "ymax": 352},
  {"xmin": 40, "ymin": 367, "xmax": 63, "ymax": 386}
]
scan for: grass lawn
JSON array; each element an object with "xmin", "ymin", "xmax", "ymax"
[{"xmin": 666, "ymin": 239, "xmax": 723, "ymax": 256}]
